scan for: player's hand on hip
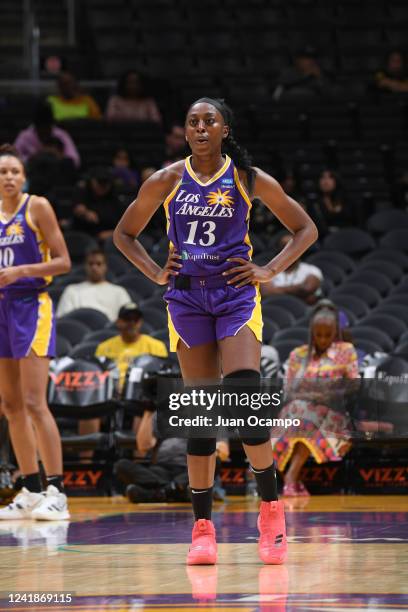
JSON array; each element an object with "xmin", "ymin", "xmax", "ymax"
[
  {"xmin": 154, "ymin": 249, "xmax": 183, "ymax": 285},
  {"xmin": 223, "ymin": 257, "xmax": 275, "ymax": 288},
  {"xmin": 0, "ymin": 266, "xmax": 23, "ymax": 288}
]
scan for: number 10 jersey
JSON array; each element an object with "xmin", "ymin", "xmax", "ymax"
[{"xmin": 164, "ymin": 155, "xmax": 253, "ymax": 276}]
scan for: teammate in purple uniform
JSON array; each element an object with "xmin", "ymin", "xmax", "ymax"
[
  {"xmin": 0, "ymin": 145, "xmax": 71, "ymax": 520},
  {"xmin": 114, "ymin": 99, "xmax": 318, "ymax": 564}
]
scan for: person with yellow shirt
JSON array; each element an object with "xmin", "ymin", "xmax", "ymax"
[
  {"xmin": 78, "ymin": 302, "xmax": 167, "ymax": 456},
  {"xmin": 95, "ymin": 302, "xmax": 168, "ymax": 389},
  {"xmin": 48, "ymin": 71, "xmax": 102, "ymax": 121}
]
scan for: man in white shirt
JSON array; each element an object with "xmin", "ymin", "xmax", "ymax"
[
  {"xmin": 261, "ymin": 234, "xmax": 323, "ymax": 304},
  {"xmin": 56, "ymin": 249, "xmax": 131, "ymax": 320}
]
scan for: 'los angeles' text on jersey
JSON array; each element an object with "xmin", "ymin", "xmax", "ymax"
[{"xmin": 163, "ymin": 155, "xmax": 253, "ymax": 276}]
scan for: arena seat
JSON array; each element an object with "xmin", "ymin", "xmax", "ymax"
[
  {"xmin": 273, "ymin": 339, "xmax": 301, "ymax": 363},
  {"xmin": 353, "ymin": 338, "xmax": 383, "ymax": 356},
  {"xmin": 117, "ymin": 273, "xmax": 158, "ymax": 299},
  {"xmin": 307, "ymin": 250, "xmax": 356, "ymax": 274},
  {"xmin": 262, "ymin": 295, "xmax": 308, "ymax": 320},
  {"xmin": 331, "ymin": 284, "xmax": 381, "ymax": 308},
  {"xmin": 261, "ymin": 304, "xmax": 296, "ymax": 329},
  {"xmin": 360, "ymin": 314, "xmax": 407, "ymax": 343},
  {"xmin": 62, "ymin": 308, "xmax": 110, "ymax": 331},
  {"xmin": 69, "ymin": 342, "xmax": 99, "ymax": 359},
  {"xmin": 380, "ymin": 229, "xmax": 408, "ymax": 253},
  {"xmin": 374, "ymin": 304, "xmax": 408, "ymax": 327},
  {"xmin": 56, "ymin": 319, "xmax": 91, "ymax": 347},
  {"xmin": 313, "ymin": 261, "xmax": 345, "ymax": 285},
  {"xmin": 262, "ymin": 319, "xmax": 279, "ymax": 344},
  {"xmin": 347, "ymin": 270, "xmax": 394, "ymax": 296},
  {"xmin": 362, "ymin": 249, "xmax": 408, "ymax": 272},
  {"xmin": 350, "ymin": 326, "xmax": 394, "ymax": 352},
  {"xmin": 84, "ymin": 329, "xmax": 118, "ymax": 344},
  {"xmin": 394, "ymin": 342, "xmax": 408, "ymax": 356},
  {"xmin": 273, "ymin": 326, "xmax": 309, "ymax": 344},
  {"xmin": 55, "ymin": 336, "xmax": 72, "ymax": 357},
  {"xmin": 62, "ymin": 231, "xmax": 98, "ymax": 263},
  {"xmin": 357, "ymin": 260, "xmax": 402, "ymax": 284},
  {"xmin": 366, "ymin": 209, "xmax": 408, "ymax": 236},
  {"xmin": 140, "ymin": 306, "xmax": 168, "ymax": 330},
  {"xmin": 332, "ymin": 295, "xmax": 370, "ymax": 320},
  {"xmin": 323, "ymin": 228, "xmax": 376, "ymax": 256}
]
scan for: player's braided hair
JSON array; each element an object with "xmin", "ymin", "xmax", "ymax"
[{"xmin": 189, "ymin": 97, "xmax": 256, "ymax": 195}]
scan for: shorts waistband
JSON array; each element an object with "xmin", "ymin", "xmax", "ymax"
[{"xmin": 170, "ymin": 274, "xmax": 227, "ymax": 290}]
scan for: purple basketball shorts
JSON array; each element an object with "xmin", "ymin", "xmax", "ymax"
[
  {"xmin": 164, "ymin": 282, "xmax": 263, "ymax": 352},
  {"xmin": 0, "ymin": 290, "xmax": 56, "ymax": 359}
]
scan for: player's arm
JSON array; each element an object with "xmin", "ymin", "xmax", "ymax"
[
  {"xmin": 0, "ymin": 197, "xmax": 71, "ymax": 288},
  {"xmin": 224, "ymin": 169, "xmax": 318, "ymax": 288},
  {"xmin": 113, "ymin": 165, "xmax": 184, "ymax": 284}
]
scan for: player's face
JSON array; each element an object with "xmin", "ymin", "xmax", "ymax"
[
  {"xmin": 185, "ymin": 103, "xmax": 229, "ymax": 156},
  {"xmin": 0, "ymin": 156, "xmax": 26, "ymax": 199},
  {"xmin": 312, "ymin": 320, "xmax": 337, "ymax": 353}
]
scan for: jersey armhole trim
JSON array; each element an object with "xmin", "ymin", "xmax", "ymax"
[
  {"xmin": 25, "ymin": 196, "xmax": 40, "ymax": 232},
  {"xmin": 163, "ymin": 178, "xmax": 182, "ymax": 217}
]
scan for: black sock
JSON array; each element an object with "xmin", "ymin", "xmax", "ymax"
[
  {"xmin": 21, "ymin": 472, "xmax": 43, "ymax": 493},
  {"xmin": 46, "ymin": 475, "xmax": 64, "ymax": 493},
  {"xmin": 191, "ymin": 486, "xmax": 213, "ymax": 520},
  {"xmin": 251, "ymin": 463, "xmax": 278, "ymax": 502}
]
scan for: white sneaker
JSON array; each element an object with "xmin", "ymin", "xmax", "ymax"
[
  {"xmin": 0, "ymin": 488, "xmax": 43, "ymax": 520},
  {"xmin": 31, "ymin": 485, "xmax": 70, "ymax": 521}
]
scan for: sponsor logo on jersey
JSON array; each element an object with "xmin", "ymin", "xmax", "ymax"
[{"xmin": 181, "ymin": 250, "xmax": 220, "ymax": 261}]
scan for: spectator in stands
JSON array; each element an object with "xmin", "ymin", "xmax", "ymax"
[
  {"xmin": 374, "ymin": 49, "xmax": 408, "ymax": 94},
  {"xmin": 95, "ymin": 303, "xmax": 168, "ymax": 387},
  {"xmin": 261, "ymin": 234, "xmax": 323, "ymax": 304},
  {"xmin": 78, "ymin": 303, "xmax": 168, "ymax": 450},
  {"xmin": 114, "ymin": 412, "xmax": 229, "ymax": 503},
  {"xmin": 162, "ymin": 124, "xmax": 187, "ymax": 166},
  {"xmin": 111, "ymin": 148, "xmax": 139, "ymax": 191},
  {"xmin": 310, "ymin": 169, "xmax": 353, "ymax": 236},
  {"xmin": 279, "ymin": 168, "xmax": 305, "ymax": 209},
  {"xmin": 26, "ymin": 136, "xmax": 77, "ymax": 197},
  {"xmin": 274, "ymin": 47, "xmax": 336, "ymax": 100},
  {"xmin": 72, "ymin": 167, "xmax": 123, "ymax": 241},
  {"xmin": 14, "ymin": 100, "xmax": 80, "ymax": 167},
  {"xmin": 271, "ymin": 304, "xmax": 359, "ymax": 496},
  {"xmin": 106, "ymin": 71, "xmax": 162, "ymax": 123},
  {"xmin": 56, "ymin": 249, "xmax": 131, "ymax": 321},
  {"xmin": 48, "ymin": 71, "xmax": 102, "ymax": 121}
]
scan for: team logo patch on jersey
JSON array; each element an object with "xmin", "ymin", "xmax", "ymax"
[
  {"xmin": 206, "ymin": 188, "xmax": 234, "ymax": 207},
  {"xmin": 6, "ymin": 222, "xmax": 24, "ymax": 237}
]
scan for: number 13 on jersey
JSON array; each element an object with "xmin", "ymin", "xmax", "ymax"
[{"xmin": 184, "ymin": 220, "xmax": 216, "ymax": 246}]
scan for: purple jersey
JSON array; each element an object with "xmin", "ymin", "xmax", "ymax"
[
  {"xmin": 0, "ymin": 194, "xmax": 51, "ymax": 292},
  {"xmin": 164, "ymin": 155, "xmax": 253, "ymax": 276}
]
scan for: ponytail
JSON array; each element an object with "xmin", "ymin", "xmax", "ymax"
[{"xmin": 188, "ymin": 97, "xmax": 256, "ymax": 196}]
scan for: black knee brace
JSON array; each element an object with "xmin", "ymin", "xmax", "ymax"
[
  {"xmin": 223, "ymin": 369, "xmax": 270, "ymax": 446},
  {"xmin": 187, "ymin": 438, "xmax": 217, "ymax": 456}
]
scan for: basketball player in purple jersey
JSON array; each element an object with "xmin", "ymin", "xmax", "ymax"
[
  {"xmin": 114, "ymin": 99, "xmax": 318, "ymax": 564},
  {"xmin": 0, "ymin": 145, "xmax": 71, "ymax": 520}
]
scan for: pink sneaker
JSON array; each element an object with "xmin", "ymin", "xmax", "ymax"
[
  {"xmin": 283, "ymin": 483, "xmax": 298, "ymax": 497},
  {"xmin": 186, "ymin": 566, "xmax": 218, "ymax": 601},
  {"xmin": 187, "ymin": 519, "xmax": 218, "ymax": 565},
  {"xmin": 296, "ymin": 482, "xmax": 310, "ymax": 497},
  {"xmin": 257, "ymin": 500, "xmax": 288, "ymax": 565}
]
